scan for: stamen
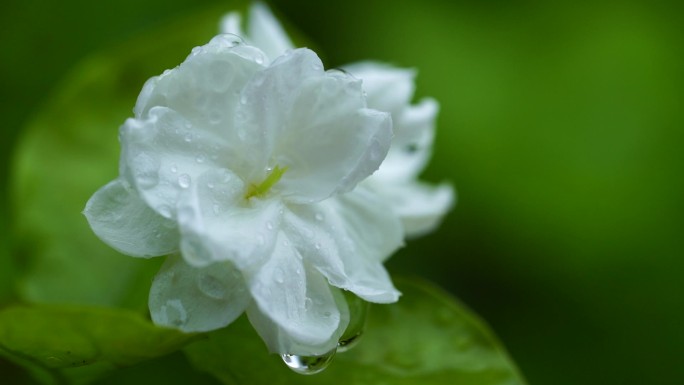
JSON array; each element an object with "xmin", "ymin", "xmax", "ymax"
[{"xmin": 245, "ymin": 165, "xmax": 287, "ymax": 199}]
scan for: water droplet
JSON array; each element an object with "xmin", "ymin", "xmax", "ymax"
[
  {"xmin": 281, "ymin": 348, "xmax": 337, "ymax": 375},
  {"xmin": 170, "ymin": 164, "xmax": 178, "ymax": 173},
  {"xmin": 133, "ymin": 153, "xmax": 159, "ymax": 188},
  {"xmin": 209, "ymin": 33, "xmax": 244, "ymax": 48},
  {"xmin": 196, "ymin": 154, "xmax": 206, "ymax": 163},
  {"xmin": 322, "ymin": 311, "xmax": 331, "ymax": 318},
  {"xmin": 338, "ymin": 292, "xmax": 369, "ymax": 353},
  {"xmin": 162, "ymin": 299, "xmax": 187, "ymax": 327},
  {"xmin": 198, "ymin": 273, "xmax": 226, "ymax": 299},
  {"xmin": 314, "ymin": 243, "xmax": 321, "ymax": 250},
  {"xmin": 274, "ymin": 268, "xmax": 285, "ymax": 284},
  {"xmin": 157, "ymin": 205, "xmax": 173, "ymax": 218},
  {"xmin": 178, "ymin": 174, "xmax": 191, "ymax": 189},
  {"xmin": 184, "ymin": 133, "xmax": 193, "ymax": 142},
  {"xmin": 266, "ymin": 221, "xmax": 274, "ymax": 230},
  {"xmin": 337, "ymin": 331, "xmax": 363, "ymax": 353},
  {"xmin": 207, "ymin": 182, "xmax": 215, "ymax": 189},
  {"xmin": 314, "ymin": 213, "xmax": 324, "ymax": 221},
  {"xmin": 255, "ymin": 55, "xmax": 264, "ymax": 65},
  {"xmin": 239, "ymin": 94, "xmax": 248, "ymax": 105}
]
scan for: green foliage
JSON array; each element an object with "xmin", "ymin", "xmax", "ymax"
[
  {"xmin": 0, "ymin": 305, "xmax": 194, "ymax": 384},
  {"xmin": 10, "ymin": 5, "xmax": 228, "ymax": 310},
  {"xmin": 185, "ymin": 278, "xmax": 525, "ymax": 385}
]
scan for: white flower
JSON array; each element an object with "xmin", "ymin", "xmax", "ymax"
[
  {"xmin": 222, "ymin": 2, "xmax": 454, "ymax": 237},
  {"xmin": 84, "ymin": 34, "xmax": 403, "ymax": 356}
]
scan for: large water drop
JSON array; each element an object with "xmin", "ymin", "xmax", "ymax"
[
  {"xmin": 338, "ymin": 292, "xmax": 369, "ymax": 353},
  {"xmin": 280, "ymin": 347, "xmax": 336, "ymax": 375}
]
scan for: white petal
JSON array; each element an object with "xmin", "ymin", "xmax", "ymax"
[
  {"xmin": 245, "ymin": 232, "xmax": 346, "ymax": 354},
  {"xmin": 134, "ymin": 40, "xmax": 266, "ymax": 126},
  {"xmin": 234, "ymin": 48, "xmax": 325, "ymax": 183},
  {"xmin": 283, "ymin": 186, "xmax": 402, "ymax": 303},
  {"xmin": 219, "ymin": 12, "xmax": 243, "ymax": 38},
  {"xmin": 84, "ymin": 178, "xmax": 178, "ymax": 257},
  {"xmin": 372, "ymin": 180, "xmax": 455, "ymax": 238},
  {"xmin": 344, "ymin": 61, "xmax": 416, "ymax": 116},
  {"xmin": 149, "ymin": 254, "xmax": 250, "ymax": 332},
  {"xmin": 267, "ymin": 63, "xmax": 392, "ymax": 202},
  {"xmin": 175, "ymin": 169, "xmax": 281, "ymax": 273},
  {"xmin": 246, "ymin": 287, "xmax": 349, "ymax": 356},
  {"xmin": 119, "ymin": 107, "xmax": 228, "ymax": 218},
  {"xmin": 247, "ymin": 2, "xmax": 295, "ymax": 60},
  {"xmin": 375, "ymin": 98, "xmax": 439, "ymax": 182}
]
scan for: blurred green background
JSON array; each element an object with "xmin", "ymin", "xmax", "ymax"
[{"xmin": 1, "ymin": 0, "xmax": 682, "ymax": 384}]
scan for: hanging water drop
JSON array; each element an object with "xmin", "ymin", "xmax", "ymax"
[
  {"xmin": 280, "ymin": 347, "xmax": 337, "ymax": 375},
  {"xmin": 337, "ymin": 291, "xmax": 369, "ymax": 353},
  {"xmin": 314, "ymin": 212, "xmax": 324, "ymax": 221}
]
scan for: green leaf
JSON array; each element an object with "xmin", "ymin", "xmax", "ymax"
[
  {"xmin": 92, "ymin": 351, "xmax": 221, "ymax": 385},
  {"xmin": 0, "ymin": 305, "xmax": 195, "ymax": 385},
  {"xmin": 184, "ymin": 277, "xmax": 526, "ymax": 385},
  {"xmin": 9, "ymin": 5, "xmax": 238, "ymax": 309}
]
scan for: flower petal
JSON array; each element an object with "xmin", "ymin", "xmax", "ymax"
[
  {"xmin": 372, "ymin": 180, "xmax": 455, "ymax": 238},
  {"xmin": 283, "ymin": 186, "xmax": 403, "ymax": 303},
  {"xmin": 83, "ymin": 178, "xmax": 178, "ymax": 257},
  {"xmin": 375, "ymin": 98, "xmax": 439, "ymax": 182},
  {"xmin": 344, "ymin": 61, "xmax": 416, "ymax": 116},
  {"xmin": 245, "ymin": 232, "xmax": 347, "ymax": 354},
  {"xmin": 134, "ymin": 38, "xmax": 266, "ymax": 126},
  {"xmin": 220, "ymin": 3, "xmax": 294, "ymax": 61},
  {"xmin": 234, "ymin": 48, "xmax": 325, "ymax": 184},
  {"xmin": 175, "ymin": 169, "xmax": 281, "ymax": 273},
  {"xmin": 219, "ymin": 11, "xmax": 242, "ymax": 39},
  {"xmin": 276, "ymin": 74, "xmax": 392, "ymax": 202},
  {"xmin": 120, "ymin": 107, "xmax": 228, "ymax": 218},
  {"xmin": 247, "ymin": 2, "xmax": 294, "ymax": 60},
  {"xmin": 149, "ymin": 254, "xmax": 250, "ymax": 332}
]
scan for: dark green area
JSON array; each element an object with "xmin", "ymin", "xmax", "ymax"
[
  {"xmin": 185, "ymin": 278, "xmax": 525, "ymax": 385},
  {"xmin": 0, "ymin": 305, "xmax": 194, "ymax": 384},
  {"xmin": 1, "ymin": 0, "xmax": 682, "ymax": 384}
]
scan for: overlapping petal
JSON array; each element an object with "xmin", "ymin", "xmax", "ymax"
[
  {"xmin": 149, "ymin": 254, "xmax": 250, "ymax": 332},
  {"xmin": 343, "ymin": 62, "xmax": 416, "ymax": 117},
  {"xmin": 245, "ymin": 231, "xmax": 347, "ymax": 355},
  {"xmin": 84, "ymin": 178, "xmax": 178, "ymax": 257},
  {"xmin": 175, "ymin": 169, "xmax": 281, "ymax": 272},
  {"xmin": 372, "ymin": 180, "xmax": 454, "ymax": 237},
  {"xmin": 283, "ymin": 186, "xmax": 402, "ymax": 302},
  {"xmin": 119, "ymin": 107, "xmax": 227, "ymax": 219},
  {"xmin": 375, "ymin": 98, "xmax": 439, "ymax": 182}
]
